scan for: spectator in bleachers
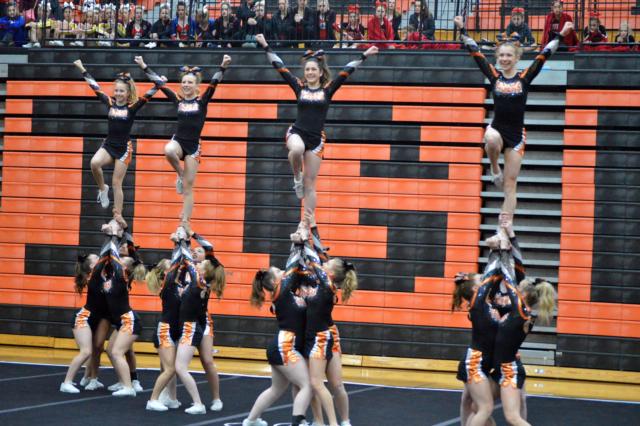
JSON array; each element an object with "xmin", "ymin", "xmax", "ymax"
[
  {"xmin": 240, "ymin": 0, "xmax": 268, "ymax": 47},
  {"xmin": 542, "ymin": 0, "xmax": 578, "ymax": 47},
  {"xmin": 614, "ymin": 21, "xmax": 635, "ymax": 43},
  {"xmin": 118, "ymin": 3, "xmax": 131, "ymax": 28},
  {"xmin": 368, "ymin": 1, "xmax": 394, "ymax": 49},
  {"xmin": 504, "ymin": 7, "xmax": 535, "ymax": 47},
  {"xmin": 75, "ymin": 2, "xmax": 96, "ymax": 47},
  {"xmin": 171, "ymin": 1, "xmax": 196, "ymax": 47},
  {"xmin": 195, "ymin": 5, "xmax": 215, "ymax": 48},
  {"xmin": 148, "ymin": 3, "xmax": 171, "ymax": 48},
  {"xmin": 125, "ymin": 5, "xmax": 150, "ymax": 47},
  {"xmin": 235, "ymin": 0, "xmax": 256, "ymax": 28},
  {"xmin": 312, "ymin": 0, "xmax": 336, "ymax": 48},
  {"xmin": 96, "ymin": 4, "xmax": 121, "ymax": 46},
  {"xmin": 582, "ymin": 11, "xmax": 607, "ymax": 43},
  {"xmin": 0, "ymin": 2, "xmax": 26, "ymax": 46},
  {"xmin": 408, "ymin": 0, "xmax": 434, "ymax": 41},
  {"xmin": 292, "ymin": 0, "xmax": 314, "ymax": 46},
  {"xmin": 385, "ymin": 0, "xmax": 401, "ymax": 40},
  {"xmin": 23, "ymin": 1, "xmax": 56, "ymax": 48},
  {"xmin": 51, "ymin": 2, "xmax": 80, "ymax": 46},
  {"xmin": 270, "ymin": 0, "xmax": 294, "ymax": 47},
  {"xmin": 340, "ymin": 4, "xmax": 364, "ymax": 48},
  {"xmin": 212, "ymin": 1, "xmax": 239, "ymax": 48}
]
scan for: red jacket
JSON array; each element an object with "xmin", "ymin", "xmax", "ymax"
[
  {"xmin": 367, "ymin": 16, "xmax": 394, "ymax": 48},
  {"xmin": 542, "ymin": 12, "xmax": 578, "ymax": 46}
]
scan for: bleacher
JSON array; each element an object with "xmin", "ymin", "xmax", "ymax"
[{"xmin": 0, "ymin": 45, "xmax": 638, "ymax": 374}]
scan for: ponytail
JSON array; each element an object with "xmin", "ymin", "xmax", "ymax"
[
  {"xmin": 202, "ymin": 259, "xmax": 226, "ymax": 298},
  {"xmin": 131, "ymin": 262, "xmax": 147, "ymax": 282},
  {"xmin": 145, "ymin": 258, "xmax": 170, "ymax": 295},
  {"xmin": 522, "ymin": 279, "xmax": 557, "ymax": 325},
  {"xmin": 451, "ymin": 273, "xmax": 480, "ymax": 311},
  {"xmin": 329, "ymin": 258, "xmax": 358, "ymax": 303},
  {"xmin": 250, "ymin": 269, "xmax": 273, "ymax": 308},
  {"xmin": 74, "ymin": 255, "xmax": 93, "ymax": 294},
  {"xmin": 126, "ymin": 79, "xmax": 138, "ymax": 104}
]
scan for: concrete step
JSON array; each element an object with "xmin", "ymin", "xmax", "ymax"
[
  {"xmin": 481, "ymin": 207, "xmax": 561, "ymax": 217},
  {"xmin": 480, "ymin": 175, "xmax": 562, "ymax": 184},
  {"xmin": 481, "ymin": 191, "xmax": 562, "ymax": 200},
  {"xmin": 479, "ymin": 224, "xmax": 561, "ymax": 233},
  {"xmin": 479, "ymin": 256, "xmax": 559, "ymax": 267},
  {"xmin": 519, "ymin": 349, "xmax": 555, "ymax": 366},
  {"xmin": 479, "ymin": 241, "xmax": 560, "ymax": 250}
]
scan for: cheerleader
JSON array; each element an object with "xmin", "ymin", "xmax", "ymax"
[
  {"xmin": 490, "ymin": 220, "xmax": 556, "ymax": 426},
  {"xmin": 73, "ymin": 56, "xmax": 163, "ymax": 227},
  {"xmin": 243, "ymin": 237, "xmax": 315, "ymax": 426},
  {"xmin": 142, "ymin": 55, "xmax": 232, "ymax": 230},
  {"xmin": 166, "ymin": 227, "xmax": 225, "ymax": 414},
  {"xmin": 453, "ymin": 16, "xmax": 574, "ymax": 222},
  {"xmin": 255, "ymin": 33, "xmax": 377, "ymax": 233}
]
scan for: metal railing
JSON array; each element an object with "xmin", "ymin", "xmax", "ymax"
[{"xmin": 9, "ymin": 0, "xmax": 638, "ymax": 49}]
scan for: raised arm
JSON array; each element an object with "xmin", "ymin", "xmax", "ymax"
[
  {"xmin": 141, "ymin": 63, "xmax": 178, "ymax": 103},
  {"xmin": 255, "ymin": 33, "xmax": 303, "ymax": 95},
  {"xmin": 520, "ymin": 22, "xmax": 573, "ymax": 85},
  {"xmin": 126, "ymin": 56, "xmax": 165, "ymax": 112},
  {"xmin": 453, "ymin": 17, "xmax": 499, "ymax": 83},
  {"xmin": 201, "ymin": 55, "xmax": 231, "ymax": 103},
  {"xmin": 74, "ymin": 60, "xmax": 111, "ymax": 106},
  {"xmin": 325, "ymin": 46, "xmax": 377, "ymax": 98}
]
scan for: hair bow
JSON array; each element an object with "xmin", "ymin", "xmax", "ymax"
[
  {"xmin": 343, "ymin": 260, "xmax": 355, "ymax": 272},
  {"xmin": 375, "ymin": 1, "xmax": 387, "ymax": 9},
  {"xmin": 454, "ymin": 272, "xmax": 469, "ymax": 283},
  {"xmin": 160, "ymin": 2, "xmax": 170, "ymax": 9},
  {"xmin": 38, "ymin": 1, "xmax": 52, "ymax": 9},
  {"xmin": 302, "ymin": 49, "xmax": 325, "ymax": 60},
  {"xmin": 104, "ymin": 4, "xmax": 116, "ymax": 11},
  {"xmin": 63, "ymin": 2, "xmax": 75, "ymax": 10},
  {"xmin": 511, "ymin": 7, "xmax": 524, "ymax": 14},
  {"xmin": 121, "ymin": 4, "xmax": 130, "ymax": 12},
  {"xmin": 180, "ymin": 66, "xmax": 202, "ymax": 74},
  {"xmin": 589, "ymin": 11, "xmax": 600, "ymax": 18},
  {"xmin": 255, "ymin": 269, "xmax": 268, "ymax": 282},
  {"xmin": 533, "ymin": 277, "xmax": 550, "ymax": 286},
  {"xmin": 115, "ymin": 71, "xmax": 131, "ymax": 81},
  {"xmin": 77, "ymin": 254, "xmax": 88, "ymax": 263},
  {"xmin": 347, "ymin": 4, "xmax": 360, "ymax": 14},
  {"xmin": 202, "ymin": 5, "xmax": 208, "ymax": 13}
]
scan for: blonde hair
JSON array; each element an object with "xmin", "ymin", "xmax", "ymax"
[
  {"xmin": 145, "ymin": 259, "xmax": 170, "ymax": 295},
  {"xmin": 202, "ymin": 259, "xmax": 226, "ymax": 298},
  {"xmin": 179, "ymin": 70, "xmax": 202, "ymax": 97},
  {"xmin": 496, "ymin": 41, "xmax": 523, "ymax": 59},
  {"xmin": 520, "ymin": 279, "xmax": 557, "ymax": 325},
  {"xmin": 114, "ymin": 78, "xmax": 138, "ymax": 105},
  {"xmin": 451, "ymin": 273, "xmax": 480, "ymax": 311},
  {"xmin": 330, "ymin": 258, "xmax": 357, "ymax": 303}
]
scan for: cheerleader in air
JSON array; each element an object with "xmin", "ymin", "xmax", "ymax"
[
  {"xmin": 73, "ymin": 56, "xmax": 162, "ymax": 227},
  {"xmin": 453, "ymin": 16, "xmax": 573, "ymax": 223},
  {"xmin": 142, "ymin": 55, "xmax": 231, "ymax": 229},
  {"xmin": 255, "ymin": 32, "xmax": 377, "ymax": 233}
]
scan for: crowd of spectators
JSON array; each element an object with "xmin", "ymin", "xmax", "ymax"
[{"xmin": 0, "ymin": 0, "xmax": 637, "ymax": 50}]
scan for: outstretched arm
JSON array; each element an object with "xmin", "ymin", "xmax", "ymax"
[
  {"xmin": 325, "ymin": 46, "xmax": 377, "ymax": 98},
  {"xmin": 520, "ymin": 22, "xmax": 573, "ymax": 85},
  {"xmin": 255, "ymin": 33, "xmax": 303, "ymax": 95},
  {"xmin": 201, "ymin": 54, "xmax": 231, "ymax": 103},
  {"xmin": 74, "ymin": 59, "xmax": 111, "ymax": 106},
  {"xmin": 453, "ymin": 16, "xmax": 499, "ymax": 83},
  {"xmin": 141, "ymin": 64, "xmax": 178, "ymax": 103}
]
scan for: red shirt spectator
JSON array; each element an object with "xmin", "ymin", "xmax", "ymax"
[
  {"xmin": 368, "ymin": 2, "xmax": 394, "ymax": 49},
  {"xmin": 542, "ymin": 0, "xmax": 578, "ymax": 46}
]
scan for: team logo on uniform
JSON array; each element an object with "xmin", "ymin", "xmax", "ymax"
[
  {"xmin": 102, "ymin": 279, "xmax": 112, "ymax": 293},
  {"xmin": 294, "ymin": 295, "xmax": 307, "ymax": 307},
  {"xmin": 179, "ymin": 102, "xmax": 200, "ymax": 114},
  {"xmin": 495, "ymin": 79, "xmax": 523, "ymax": 96},
  {"xmin": 300, "ymin": 89, "xmax": 326, "ymax": 102},
  {"xmin": 108, "ymin": 107, "xmax": 129, "ymax": 119},
  {"xmin": 177, "ymin": 285, "xmax": 185, "ymax": 297}
]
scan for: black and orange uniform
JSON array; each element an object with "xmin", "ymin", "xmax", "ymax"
[
  {"xmin": 266, "ymin": 243, "xmax": 309, "ymax": 366},
  {"xmin": 81, "ymin": 71, "xmax": 162, "ymax": 164},
  {"xmin": 262, "ymin": 46, "xmax": 367, "ymax": 155},
  {"xmin": 144, "ymin": 66, "xmax": 227, "ymax": 161},
  {"xmin": 100, "ymin": 232, "xmax": 142, "ymax": 335},
  {"xmin": 174, "ymin": 239, "xmax": 210, "ymax": 347},
  {"xmin": 309, "ymin": 226, "xmax": 342, "ymax": 354},
  {"xmin": 460, "ymin": 30, "xmax": 562, "ymax": 155},
  {"xmin": 299, "ymin": 242, "xmax": 338, "ymax": 361},
  {"xmin": 73, "ymin": 239, "xmax": 113, "ymax": 331},
  {"xmin": 192, "ymin": 233, "xmax": 221, "ymax": 340},
  {"xmin": 491, "ymin": 238, "xmax": 530, "ymax": 389},
  {"xmin": 153, "ymin": 239, "xmax": 189, "ymax": 349},
  {"xmin": 456, "ymin": 250, "xmax": 503, "ymax": 384}
]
